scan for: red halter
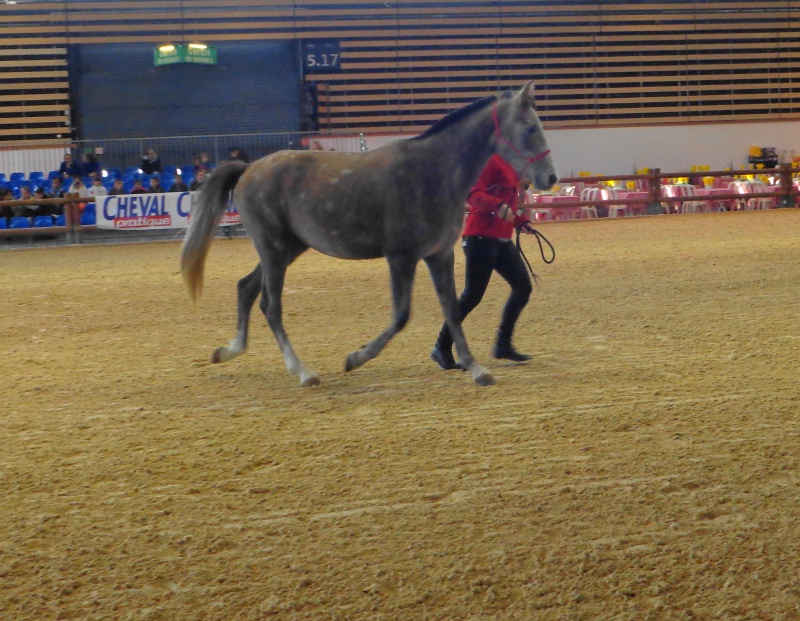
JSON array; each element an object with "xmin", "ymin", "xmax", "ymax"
[{"xmin": 492, "ymin": 101, "xmax": 551, "ymax": 164}]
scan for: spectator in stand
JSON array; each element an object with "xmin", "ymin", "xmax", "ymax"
[
  {"xmin": 148, "ymin": 175, "xmax": 165, "ymax": 194},
  {"xmin": 200, "ymin": 151, "xmax": 213, "ymax": 170},
  {"xmin": 0, "ymin": 187, "xmax": 14, "ymax": 223},
  {"xmin": 168, "ymin": 173, "xmax": 189, "ymax": 192},
  {"xmin": 130, "ymin": 178, "xmax": 148, "ymax": 194},
  {"xmin": 81, "ymin": 153, "xmax": 102, "ymax": 179},
  {"xmin": 31, "ymin": 187, "xmax": 54, "ymax": 220},
  {"xmin": 108, "ymin": 178, "xmax": 125, "ymax": 195},
  {"xmin": 50, "ymin": 176, "xmax": 66, "ymax": 199},
  {"xmin": 228, "ymin": 146, "xmax": 250, "ymax": 163},
  {"xmin": 68, "ymin": 176, "xmax": 88, "ymax": 214},
  {"xmin": 140, "ymin": 149, "xmax": 162, "ymax": 175},
  {"xmin": 192, "ymin": 154, "xmax": 210, "ymax": 177},
  {"xmin": 59, "ymin": 152, "xmax": 82, "ymax": 178},
  {"xmin": 48, "ymin": 183, "xmax": 66, "ymax": 218},
  {"xmin": 15, "ymin": 186, "xmax": 35, "ymax": 217},
  {"xmin": 87, "ymin": 175, "xmax": 108, "ymax": 198},
  {"xmin": 69, "ymin": 176, "xmax": 87, "ymax": 199},
  {"xmin": 190, "ymin": 169, "xmax": 206, "ymax": 191}
]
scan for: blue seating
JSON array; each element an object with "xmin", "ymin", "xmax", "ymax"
[
  {"xmin": 0, "ymin": 173, "xmax": 7, "ymax": 184},
  {"xmin": 29, "ymin": 172, "xmax": 44, "ymax": 183},
  {"xmin": 0, "ymin": 218, "xmax": 7, "ymax": 229},
  {"xmin": 124, "ymin": 166, "xmax": 140, "ymax": 176},
  {"xmin": 55, "ymin": 214, "xmax": 66, "ymax": 226},
  {"xmin": 48, "ymin": 170, "xmax": 61, "ymax": 180},
  {"xmin": 33, "ymin": 215, "xmax": 54, "ymax": 228},
  {"xmin": 83, "ymin": 204, "xmax": 96, "ymax": 217},
  {"xmin": 9, "ymin": 172, "xmax": 25, "ymax": 184},
  {"xmin": 163, "ymin": 165, "xmax": 178, "ymax": 175},
  {"xmin": 80, "ymin": 211, "xmax": 96, "ymax": 226},
  {"xmin": 9, "ymin": 216, "xmax": 31, "ymax": 229}
]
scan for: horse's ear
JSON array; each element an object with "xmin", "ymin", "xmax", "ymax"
[{"xmin": 520, "ymin": 81, "xmax": 536, "ymax": 107}]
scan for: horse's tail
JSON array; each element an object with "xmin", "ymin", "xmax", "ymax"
[{"xmin": 181, "ymin": 161, "xmax": 249, "ymax": 302}]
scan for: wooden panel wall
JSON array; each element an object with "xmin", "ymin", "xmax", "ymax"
[
  {"xmin": 0, "ymin": 46, "xmax": 70, "ymax": 143},
  {"xmin": 2, "ymin": 1, "xmax": 800, "ymax": 140}
]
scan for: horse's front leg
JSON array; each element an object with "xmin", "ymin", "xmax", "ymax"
[
  {"xmin": 424, "ymin": 250, "xmax": 495, "ymax": 386},
  {"xmin": 345, "ymin": 254, "xmax": 417, "ymax": 372},
  {"xmin": 212, "ymin": 263, "xmax": 261, "ymax": 363}
]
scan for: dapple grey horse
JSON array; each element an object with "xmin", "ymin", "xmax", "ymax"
[{"xmin": 181, "ymin": 81, "xmax": 557, "ymax": 386}]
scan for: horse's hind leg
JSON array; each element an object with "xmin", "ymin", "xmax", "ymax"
[
  {"xmin": 424, "ymin": 250, "xmax": 495, "ymax": 386},
  {"xmin": 258, "ymin": 246, "xmax": 319, "ymax": 387},
  {"xmin": 345, "ymin": 254, "xmax": 417, "ymax": 372},
  {"xmin": 211, "ymin": 263, "xmax": 262, "ymax": 363}
]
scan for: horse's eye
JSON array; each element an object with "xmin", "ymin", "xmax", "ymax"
[{"xmin": 526, "ymin": 126, "xmax": 538, "ymax": 135}]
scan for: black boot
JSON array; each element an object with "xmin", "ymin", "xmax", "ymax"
[
  {"xmin": 492, "ymin": 333, "xmax": 531, "ymax": 362},
  {"xmin": 431, "ymin": 343, "xmax": 460, "ymax": 370}
]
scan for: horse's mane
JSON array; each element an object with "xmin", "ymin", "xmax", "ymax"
[{"xmin": 412, "ymin": 95, "xmax": 497, "ymax": 141}]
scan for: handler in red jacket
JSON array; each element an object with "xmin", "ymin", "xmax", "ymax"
[{"xmin": 431, "ymin": 154, "xmax": 537, "ymax": 370}]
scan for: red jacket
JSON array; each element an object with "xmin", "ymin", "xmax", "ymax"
[{"xmin": 462, "ymin": 154, "xmax": 529, "ymax": 240}]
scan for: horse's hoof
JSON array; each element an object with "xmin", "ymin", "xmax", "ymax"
[
  {"xmin": 474, "ymin": 372, "xmax": 496, "ymax": 386},
  {"xmin": 211, "ymin": 348, "xmax": 224, "ymax": 363},
  {"xmin": 301, "ymin": 374, "xmax": 321, "ymax": 387},
  {"xmin": 344, "ymin": 352, "xmax": 360, "ymax": 372}
]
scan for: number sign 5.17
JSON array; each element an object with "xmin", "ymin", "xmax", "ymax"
[{"xmin": 301, "ymin": 39, "xmax": 342, "ymax": 74}]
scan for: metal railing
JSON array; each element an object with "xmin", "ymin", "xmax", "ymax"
[
  {"xmin": 4, "ymin": 166, "xmax": 800, "ymax": 247},
  {"xmin": 0, "ymin": 132, "xmax": 366, "ymax": 180},
  {"xmin": 527, "ymin": 165, "xmax": 800, "ymax": 216}
]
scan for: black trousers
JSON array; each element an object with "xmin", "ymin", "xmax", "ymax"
[{"xmin": 437, "ymin": 236, "xmax": 532, "ymax": 350}]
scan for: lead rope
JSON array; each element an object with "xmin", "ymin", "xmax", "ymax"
[{"xmin": 516, "ymin": 226, "xmax": 555, "ymax": 284}]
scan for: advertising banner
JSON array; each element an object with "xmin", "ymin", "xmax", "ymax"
[{"xmin": 95, "ymin": 192, "xmax": 240, "ymax": 230}]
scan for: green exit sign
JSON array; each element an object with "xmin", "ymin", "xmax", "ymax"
[{"xmin": 154, "ymin": 44, "xmax": 217, "ymax": 66}]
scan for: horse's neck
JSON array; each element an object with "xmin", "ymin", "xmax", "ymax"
[{"xmin": 414, "ymin": 109, "xmax": 496, "ymax": 194}]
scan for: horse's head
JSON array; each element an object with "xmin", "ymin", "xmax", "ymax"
[{"xmin": 494, "ymin": 81, "xmax": 558, "ymax": 191}]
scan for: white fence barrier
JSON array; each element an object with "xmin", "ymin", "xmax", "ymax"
[{"xmin": 96, "ymin": 192, "xmax": 240, "ymax": 230}]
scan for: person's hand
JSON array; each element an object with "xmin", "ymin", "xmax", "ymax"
[
  {"xmin": 519, "ymin": 222, "xmax": 536, "ymax": 234},
  {"xmin": 499, "ymin": 203, "xmax": 515, "ymax": 223}
]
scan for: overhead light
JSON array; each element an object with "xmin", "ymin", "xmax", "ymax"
[{"xmin": 154, "ymin": 43, "xmax": 217, "ymax": 66}]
